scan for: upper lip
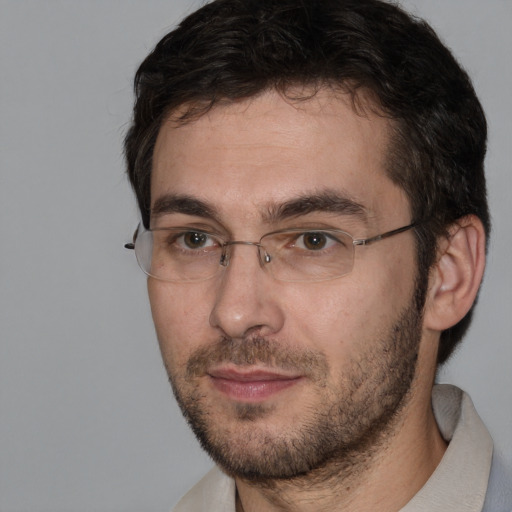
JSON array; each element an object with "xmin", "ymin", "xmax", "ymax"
[{"xmin": 207, "ymin": 367, "xmax": 302, "ymax": 382}]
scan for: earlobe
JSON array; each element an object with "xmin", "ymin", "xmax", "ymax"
[{"xmin": 423, "ymin": 215, "xmax": 486, "ymax": 332}]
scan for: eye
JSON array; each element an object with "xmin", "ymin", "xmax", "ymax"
[
  {"xmin": 177, "ymin": 231, "xmax": 217, "ymax": 250},
  {"xmin": 294, "ymin": 232, "xmax": 337, "ymax": 251}
]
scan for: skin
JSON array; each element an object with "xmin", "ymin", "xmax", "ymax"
[{"xmin": 148, "ymin": 89, "xmax": 451, "ymax": 511}]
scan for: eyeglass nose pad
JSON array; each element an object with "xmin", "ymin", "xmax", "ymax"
[
  {"xmin": 219, "ymin": 246, "xmax": 230, "ymax": 267},
  {"xmin": 257, "ymin": 245, "xmax": 272, "ymax": 266}
]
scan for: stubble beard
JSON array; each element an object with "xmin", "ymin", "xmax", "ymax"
[{"xmin": 165, "ymin": 294, "xmax": 424, "ymax": 484}]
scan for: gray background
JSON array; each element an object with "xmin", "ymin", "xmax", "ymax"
[{"xmin": 1, "ymin": 1, "xmax": 510, "ymax": 510}]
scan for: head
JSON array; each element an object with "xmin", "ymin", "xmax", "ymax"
[
  {"xmin": 125, "ymin": 0, "xmax": 489, "ymax": 366},
  {"xmin": 125, "ymin": 0, "xmax": 489, "ymax": 488}
]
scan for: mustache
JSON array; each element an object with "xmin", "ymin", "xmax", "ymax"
[{"xmin": 186, "ymin": 336, "xmax": 329, "ymax": 382}]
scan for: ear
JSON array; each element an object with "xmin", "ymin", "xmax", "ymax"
[{"xmin": 423, "ymin": 215, "xmax": 486, "ymax": 332}]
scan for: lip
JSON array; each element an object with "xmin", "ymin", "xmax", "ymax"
[{"xmin": 207, "ymin": 367, "xmax": 303, "ymax": 402}]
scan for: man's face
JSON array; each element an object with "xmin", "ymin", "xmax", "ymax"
[{"xmin": 148, "ymin": 89, "xmax": 423, "ymax": 479}]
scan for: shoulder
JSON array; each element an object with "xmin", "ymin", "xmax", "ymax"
[
  {"xmin": 172, "ymin": 466, "xmax": 236, "ymax": 512},
  {"xmin": 431, "ymin": 385, "xmax": 512, "ymax": 512}
]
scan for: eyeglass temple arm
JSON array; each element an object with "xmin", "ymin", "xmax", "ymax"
[
  {"xmin": 124, "ymin": 226, "xmax": 140, "ymax": 250},
  {"xmin": 353, "ymin": 222, "xmax": 419, "ymax": 247}
]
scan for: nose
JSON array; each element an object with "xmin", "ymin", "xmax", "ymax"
[{"xmin": 209, "ymin": 243, "xmax": 285, "ymax": 339}]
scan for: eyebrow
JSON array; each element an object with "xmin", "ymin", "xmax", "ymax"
[
  {"xmin": 263, "ymin": 190, "xmax": 368, "ymax": 224},
  {"xmin": 151, "ymin": 194, "xmax": 219, "ymax": 222},
  {"xmin": 150, "ymin": 190, "xmax": 368, "ymax": 225}
]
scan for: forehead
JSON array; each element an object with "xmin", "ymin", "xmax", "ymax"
[{"xmin": 151, "ymin": 88, "xmax": 408, "ymax": 228}]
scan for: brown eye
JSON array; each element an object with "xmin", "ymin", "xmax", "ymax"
[
  {"xmin": 182, "ymin": 231, "xmax": 210, "ymax": 249},
  {"xmin": 301, "ymin": 232, "xmax": 328, "ymax": 250}
]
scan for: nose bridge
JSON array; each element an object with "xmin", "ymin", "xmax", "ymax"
[{"xmin": 220, "ymin": 239, "xmax": 267, "ymax": 268}]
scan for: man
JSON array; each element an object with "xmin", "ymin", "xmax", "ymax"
[{"xmin": 124, "ymin": 0, "xmax": 512, "ymax": 510}]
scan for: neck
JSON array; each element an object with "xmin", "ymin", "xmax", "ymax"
[{"xmin": 234, "ymin": 384, "xmax": 447, "ymax": 512}]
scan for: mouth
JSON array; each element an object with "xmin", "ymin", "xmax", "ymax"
[{"xmin": 207, "ymin": 367, "xmax": 303, "ymax": 402}]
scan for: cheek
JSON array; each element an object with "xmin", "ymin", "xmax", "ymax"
[
  {"xmin": 284, "ymin": 261, "xmax": 416, "ymax": 359},
  {"xmin": 148, "ymin": 280, "xmax": 214, "ymax": 370},
  {"xmin": 283, "ymin": 280, "xmax": 373, "ymax": 354}
]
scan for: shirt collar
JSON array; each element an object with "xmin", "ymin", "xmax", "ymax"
[{"xmin": 399, "ymin": 384, "xmax": 493, "ymax": 512}]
